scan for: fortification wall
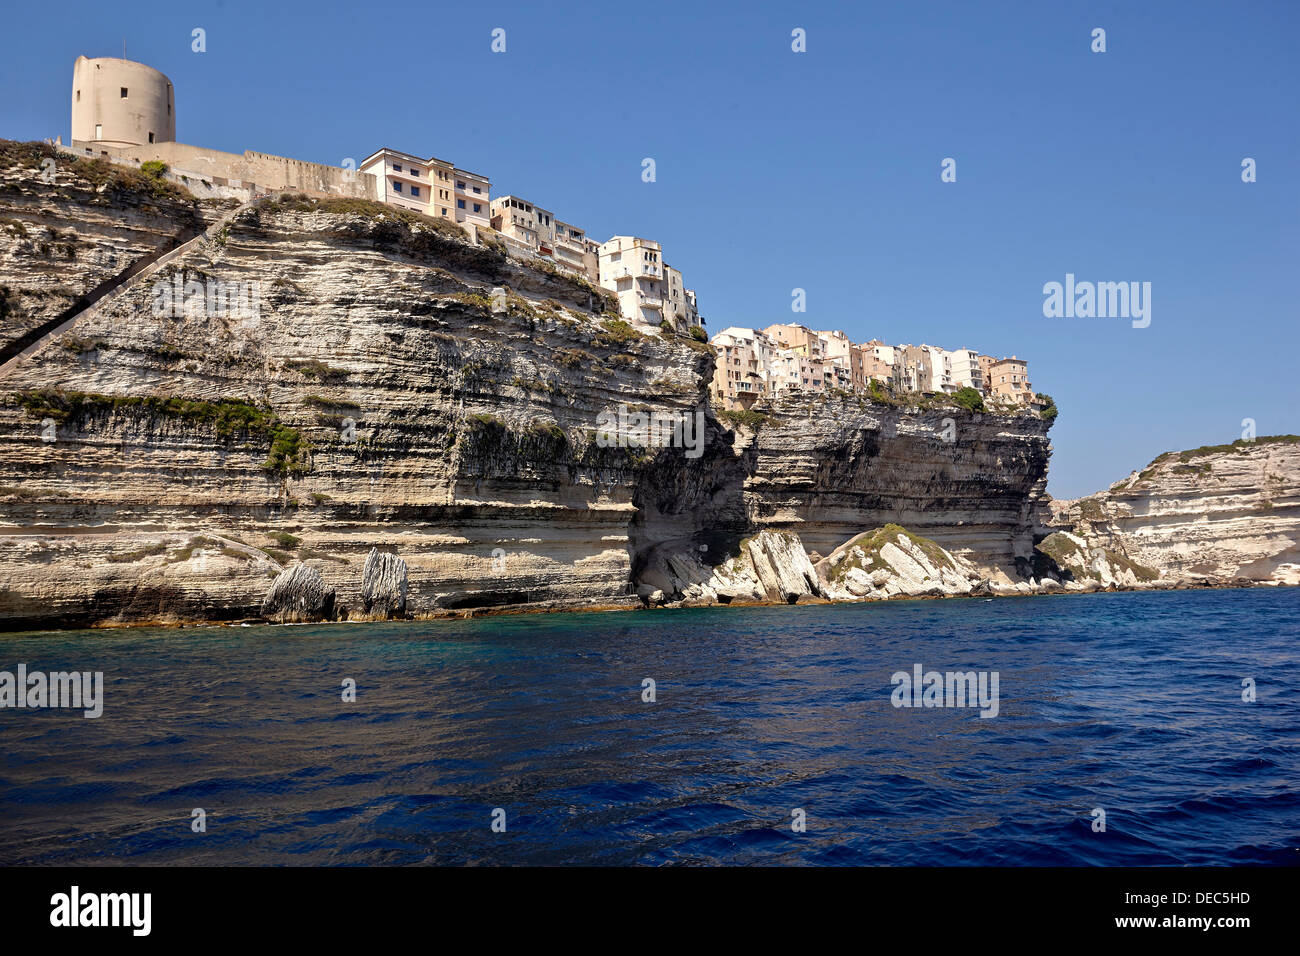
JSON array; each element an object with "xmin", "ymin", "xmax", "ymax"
[{"xmin": 64, "ymin": 139, "xmax": 376, "ymax": 200}]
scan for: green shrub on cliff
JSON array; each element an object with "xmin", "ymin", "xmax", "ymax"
[
  {"xmin": 717, "ymin": 408, "xmax": 770, "ymax": 431},
  {"xmin": 525, "ymin": 420, "xmax": 566, "ymax": 445},
  {"xmin": 951, "ymin": 386, "xmax": 985, "ymax": 412},
  {"xmin": 1037, "ymin": 531, "xmax": 1158, "ymax": 583},
  {"xmin": 556, "ymin": 347, "xmax": 595, "ymax": 369},
  {"xmin": 594, "ymin": 318, "xmax": 641, "ymax": 347},
  {"xmin": 0, "ymin": 140, "xmax": 196, "ymax": 204},
  {"xmin": 261, "ymin": 424, "xmax": 310, "ymax": 475},
  {"xmin": 866, "ymin": 379, "xmax": 897, "ymax": 406},
  {"xmin": 1037, "ymin": 393, "xmax": 1058, "ymax": 423}
]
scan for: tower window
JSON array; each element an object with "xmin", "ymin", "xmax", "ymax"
[
  {"xmin": 148, "ymin": 132, "xmax": 155, "ymax": 143},
  {"xmin": 95, "ymin": 124, "xmax": 102, "ymax": 140},
  {"xmin": 121, "ymin": 87, "xmax": 128, "ymax": 98},
  {"xmin": 76, "ymin": 90, "xmax": 80, "ymax": 102}
]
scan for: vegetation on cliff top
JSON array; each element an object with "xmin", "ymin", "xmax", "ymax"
[
  {"xmin": 717, "ymin": 408, "xmax": 770, "ymax": 431},
  {"xmin": 1135, "ymin": 434, "xmax": 1300, "ymax": 480},
  {"xmin": 12, "ymin": 389, "xmax": 310, "ymax": 476},
  {"xmin": 0, "ymin": 139, "xmax": 197, "ymax": 205},
  {"xmin": 264, "ymin": 192, "xmax": 470, "ymax": 242},
  {"xmin": 593, "ymin": 318, "xmax": 642, "ymax": 347},
  {"xmin": 951, "ymin": 386, "xmax": 985, "ymax": 413}
]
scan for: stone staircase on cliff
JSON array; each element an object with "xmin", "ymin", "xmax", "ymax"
[{"xmin": 0, "ymin": 196, "xmax": 265, "ymax": 378}]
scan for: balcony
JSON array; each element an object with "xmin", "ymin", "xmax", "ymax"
[{"xmin": 610, "ymin": 266, "xmax": 661, "ymax": 280}]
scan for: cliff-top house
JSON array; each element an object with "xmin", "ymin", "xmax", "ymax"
[{"xmin": 710, "ymin": 324, "xmax": 1038, "ymax": 411}]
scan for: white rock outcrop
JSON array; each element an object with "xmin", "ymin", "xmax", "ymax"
[
  {"xmin": 638, "ymin": 530, "xmax": 822, "ymax": 605},
  {"xmin": 360, "ymin": 548, "xmax": 408, "ymax": 619},
  {"xmin": 262, "ymin": 563, "xmax": 336, "ymax": 623},
  {"xmin": 815, "ymin": 525, "xmax": 984, "ymax": 601}
]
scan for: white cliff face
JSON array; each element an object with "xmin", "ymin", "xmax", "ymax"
[
  {"xmin": 815, "ymin": 525, "xmax": 984, "ymax": 601},
  {"xmin": 1048, "ymin": 438, "xmax": 1300, "ymax": 585}
]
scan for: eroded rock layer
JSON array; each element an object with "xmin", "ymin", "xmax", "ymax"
[{"xmin": 1047, "ymin": 437, "xmax": 1300, "ymax": 585}]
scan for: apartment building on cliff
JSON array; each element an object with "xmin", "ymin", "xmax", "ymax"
[
  {"xmin": 359, "ymin": 148, "xmax": 491, "ymax": 230},
  {"xmin": 711, "ymin": 327, "xmax": 776, "ymax": 408},
  {"xmin": 359, "ymin": 148, "xmax": 456, "ymax": 217},
  {"xmin": 489, "ymin": 195, "xmax": 600, "ymax": 282},
  {"xmin": 598, "ymin": 237, "xmax": 665, "ymax": 328},
  {"xmin": 710, "ymin": 325, "xmax": 1037, "ymax": 411},
  {"xmin": 987, "ymin": 356, "xmax": 1034, "ymax": 403},
  {"xmin": 662, "ymin": 265, "xmax": 701, "ymax": 333}
]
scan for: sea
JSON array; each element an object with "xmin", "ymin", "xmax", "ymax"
[{"xmin": 1, "ymin": 587, "xmax": 1296, "ymax": 865}]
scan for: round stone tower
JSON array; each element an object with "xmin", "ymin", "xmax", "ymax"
[{"xmin": 71, "ymin": 56, "xmax": 175, "ymax": 148}]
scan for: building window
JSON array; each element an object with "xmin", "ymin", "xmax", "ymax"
[
  {"xmin": 441, "ymin": 208, "xmax": 448, "ymax": 216},
  {"xmin": 120, "ymin": 87, "xmax": 128, "ymax": 98},
  {"xmin": 76, "ymin": 90, "xmax": 80, "ymax": 102},
  {"xmin": 457, "ymin": 199, "xmax": 465, "ymax": 209},
  {"xmin": 410, "ymin": 186, "xmax": 420, "ymax": 197},
  {"xmin": 393, "ymin": 163, "xmax": 402, "ymax": 172},
  {"xmin": 410, "ymin": 169, "xmax": 419, "ymax": 176},
  {"xmin": 456, "ymin": 181, "xmax": 466, "ymax": 189},
  {"xmin": 393, "ymin": 182, "xmax": 402, "ymax": 193},
  {"xmin": 148, "ymin": 132, "xmax": 154, "ymax": 143},
  {"xmin": 473, "ymin": 186, "xmax": 481, "ymax": 194},
  {"xmin": 472, "ymin": 203, "xmax": 482, "ymax": 213},
  {"xmin": 95, "ymin": 124, "xmax": 102, "ymax": 140}
]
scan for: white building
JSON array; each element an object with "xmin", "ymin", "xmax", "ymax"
[
  {"xmin": 598, "ymin": 236, "xmax": 664, "ymax": 328},
  {"xmin": 662, "ymin": 264, "xmax": 700, "ymax": 333},
  {"xmin": 948, "ymin": 348, "xmax": 985, "ymax": 392}
]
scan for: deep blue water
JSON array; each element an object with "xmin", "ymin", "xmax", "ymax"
[{"xmin": 1, "ymin": 588, "xmax": 1297, "ymax": 865}]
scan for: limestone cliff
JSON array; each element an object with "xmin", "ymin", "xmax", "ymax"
[
  {"xmin": 0, "ymin": 144, "xmax": 1057, "ymax": 628},
  {"xmin": 634, "ymin": 393, "xmax": 1053, "ymax": 575},
  {"xmin": 1046, "ymin": 437, "xmax": 1300, "ymax": 585}
]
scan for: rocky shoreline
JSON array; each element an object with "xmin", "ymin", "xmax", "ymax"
[{"xmin": 25, "ymin": 577, "xmax": 1289, "ymax": 632}]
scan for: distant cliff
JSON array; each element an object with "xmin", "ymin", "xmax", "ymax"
[
  {"xmin": 1046, "ymin": 437, "xmax": 1300, "ymax": 585},
  {"xmin": 0, "ymin": 142, "xmax": 1057, "ymax": 628}
]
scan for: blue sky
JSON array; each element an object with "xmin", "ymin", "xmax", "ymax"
[{"xmin": 2, "ymin": 0, "xmax": 1296, "ymax": 498}]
